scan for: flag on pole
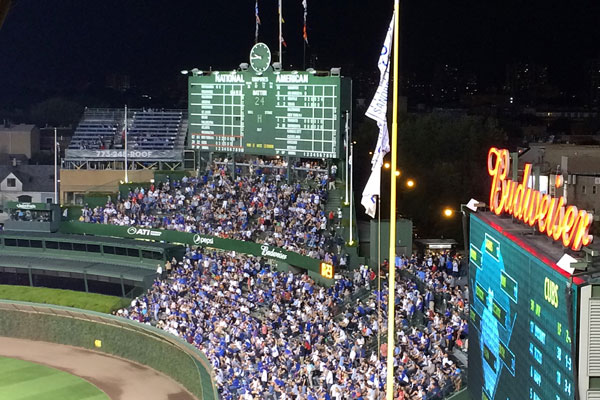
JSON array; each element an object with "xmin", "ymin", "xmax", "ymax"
[
  {"xmin": 361, "ymin": 13, "xmax": 395, "ymax": 218},
  {"xmin": 255, "ymin": 0, "xmax": 261, "ymax": 43},
  {"xmin": 281, "ymin": 36, "xmax": 287, "ymax": 47},
  {"xmin": 302, "ymin": 0, "xmax": 308, "ymax": 44}
]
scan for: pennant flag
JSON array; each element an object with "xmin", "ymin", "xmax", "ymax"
[
  {"xmin": 302, "ymin": 0, "xmax": 308, "ymax": 44},
  {"xmin": 281, "ymin": 36, "xmax": 287, "ymax": 48},
  {"xmin": 361, "ymin": 13, "xmax": 395, "ymax": 218},
  {"xmin": 255, "ymin": 0, "xmax": 260, "ymax": 43}
]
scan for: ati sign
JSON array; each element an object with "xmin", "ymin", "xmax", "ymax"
[
  {"xmin": 193, "ymin": 234, "xmax": 214, "ymax": 246},
  {"xmin": 487, "ymin": 147, "xmax": 593, "ymax": 251},
  {"xmin": 126, "ymin": 227, "xmax": 162, "ymax": 237}
]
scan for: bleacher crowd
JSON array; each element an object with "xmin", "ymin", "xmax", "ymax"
[
  {"xmin": 118, "ymin": 247, "xmax": 467, "ymax": 400},
  {"xmin": 83, "ymin": 155, "xmax": 468, "ymax": 398},
  {"xmin": 80, "ymin": 161, "xmax": 343, "ymax": 261}
]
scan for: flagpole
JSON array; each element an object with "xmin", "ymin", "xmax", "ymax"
[
  {"xmin": 349, "ymin": 142, "xmax": 354, "ymax": 244},
  {"xmin": 303, "ymin": 40, "xmax": 306, "ymax": 70},
  {"xmin": 54, "ymin": 127, "xmax": 58, "ymax": 204},
  {"xmin": 124, "ymin": 105, "xmax": 128, "ymax": 184},
  {"xmin": 278, "ymin": 0, "xmax": 283, "ymax": 65},
  {"xmin": 255, "ymin": 0, "xmax": 259, "ymax": 44},
  {"xmin": 345, "ymin": 111, "xmax": 349, "ymax": 204},
  {"xmin": 385, "ymin": 1, "xmax": 400, "ymax": 399},
  {"xmin": 376, "ymin": 193, "xmax": 381, "ymax": 398}
]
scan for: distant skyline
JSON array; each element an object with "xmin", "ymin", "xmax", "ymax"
[{"xmin": 0, "ymin": 1, "xmax": 599, "ymax": 100}]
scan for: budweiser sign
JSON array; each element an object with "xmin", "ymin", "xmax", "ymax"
[{"xmin": 487, "ymin": 147, "xmax": 593, "ymax": 251}]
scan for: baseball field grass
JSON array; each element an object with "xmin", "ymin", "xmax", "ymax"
[
  {"xmin": 0, "ymin": 285, "xmax": 130, "ymax": 313},
  {"xmin": 0, "ymin": 356, "xmax": 109, "ymax": 400}
]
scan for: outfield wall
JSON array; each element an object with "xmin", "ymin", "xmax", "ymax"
[
  {"xmin": 0, "ymin": 301, "xmax": 217, "ymax": 400},
  {"xmin": 60, "ymin": 221, "xmax": 328, "ymax": 279}
]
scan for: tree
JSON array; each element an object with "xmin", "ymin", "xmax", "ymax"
[
  {"xmin": 29, "ymin": 97, "xmax": 84, "ymax": 127},
  {"xmin": 395, "ymin": 113, "xmax": 506, "ymax": 240}
]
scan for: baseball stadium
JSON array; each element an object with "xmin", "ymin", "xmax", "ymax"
[{"xmin": 3, "ymin": 1, "xmax": 600, "ymax": 400}]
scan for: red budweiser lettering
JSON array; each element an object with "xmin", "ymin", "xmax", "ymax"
[{"xmin": 487, "ymin": 147, "xmax": 593, "ymax": 251}]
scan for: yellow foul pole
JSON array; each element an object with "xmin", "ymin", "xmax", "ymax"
[{"xmin": 385, "ymin": 0, "xmax": 400, "ymax": 399}]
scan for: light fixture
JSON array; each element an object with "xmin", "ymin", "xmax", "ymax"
[
  {"xmin": 272, "ymin": 62, "xmax": 282, "ymax": 72},
  {"xmin": 306, "ymin": 68, "xmax": 316, "ymax": 74},
  {"xmin": 291, "ymin": 70, "xmax": 299, "ymax": 75},
  {"xmin": 191, "ymin": 68, "xmax": 202, "ymax": 76},
  {"xmin": 180, "ymin": 70, "xmax": 189, "ymax": 75},
  {"xmin": 239, "ymin": 63, "xmax": 249, "ymax": 71},
  {"xmin": 330, "ymin": 67, "xmax": 341, "ymax": 76}
]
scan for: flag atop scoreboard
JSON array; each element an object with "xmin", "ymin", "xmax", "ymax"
[{"xmin": 187, "ymin": 69, "xmax": 351, "ymax": 159}]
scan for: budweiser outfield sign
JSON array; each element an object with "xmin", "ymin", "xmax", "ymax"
[{"xmin": 487, "ymin": 147, "xmax": 593, "ymax": 251}]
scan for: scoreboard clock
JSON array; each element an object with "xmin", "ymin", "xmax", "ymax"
[{"xmin": 249, "ymin": 42, "xmax": 271, "ymax": 73}]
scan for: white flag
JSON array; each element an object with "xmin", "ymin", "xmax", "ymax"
[
  {"xmin": 362, "ymin": 167, "xmax": 381, "ymax": 218},
  {"xmin": 361, "ymin": 13, "xmax": 394, "ymax": 218}
]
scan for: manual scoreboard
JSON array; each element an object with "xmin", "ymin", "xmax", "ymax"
[
  {"xmin": 468, "ymin": 214, "xmax": 578, "ymax": 400},
  {"xmin": 188, "ymin": 70, "xmax": 351, "ymax": 159}
]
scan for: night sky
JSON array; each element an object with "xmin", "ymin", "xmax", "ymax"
[{"xmin": 1, "ymin": 1, "xmax": 600, "ymax": 97}]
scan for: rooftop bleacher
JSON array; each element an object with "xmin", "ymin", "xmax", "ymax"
[
  {"xmin": 66, "ymin": 108, "xmax": 187, "ymax": 159},
  {"xmin": 127, "ymin": 109, "xmax": 183, "ymax": 150}
]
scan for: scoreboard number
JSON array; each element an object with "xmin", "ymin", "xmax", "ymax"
[{"xmin": 320, "ymin": 262, "xmax": 334, "ymax": 279}]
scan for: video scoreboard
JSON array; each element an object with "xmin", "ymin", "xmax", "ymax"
[
  {"xmin": 468, "ymin": 214, "xmax": 578, "ymax": 400},
  {"xmin": 187, "ymin": 70, "xmax": 351, "ymax": 159}
]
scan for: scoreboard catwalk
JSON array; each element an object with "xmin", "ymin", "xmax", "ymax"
[{"xmin": 188, "ymin": 70, "xmax": 351, "ymax": 159}]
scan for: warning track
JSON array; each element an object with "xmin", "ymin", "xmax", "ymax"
[{"xmin": 0, "ymin": 337, "xmax": 196, "ymax": 400}]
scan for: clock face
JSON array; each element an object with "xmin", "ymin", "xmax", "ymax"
[{"xmin": 250, "ymin": 42, "xmax": 271, "ymax": 73}]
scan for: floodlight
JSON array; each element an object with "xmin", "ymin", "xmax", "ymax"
[
  {"xmin": 272, "ymin": 62, "xmax": 282, "ymax": 72},
  {"xmin": 330, "ymin": 67, "xmax": 341, "ymax": 76},
  {"xmin": 306, "ymin": 68, "xmax": 316, "ymax": 74},
  {"xmin": 239, "ymin": 63, "xmax": 249, "ymax": 71}
]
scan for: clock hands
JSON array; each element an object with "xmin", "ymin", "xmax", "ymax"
[{"xmin": 251, "ymin": 54, "xmax": 262, "ymax": 60}]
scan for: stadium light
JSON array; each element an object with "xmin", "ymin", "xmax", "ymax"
[
  {"xmin": 306, "ymin": 68, "xmax": 316, "ymax": 74},
  {"xmin": 272, "ymin": 62, "xmax": 282, "ymax": 73},
  {"xmin": 191, "ymin": 68, "xmax": 202, "ymax": 76},
  {"xmin": 180, "ymin": 70, "xmax": 189, "ymax": 75},
  {"xmin": 330, "ymin": 67, "xmax": 341, "ymax": 76},
  {"xmin": 239, "ymin": 63, "xmax": 249, "ymax": 71}
]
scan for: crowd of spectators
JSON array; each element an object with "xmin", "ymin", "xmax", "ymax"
[
  {"xmin": 118, "ymin": 247, "xmax": 468, "ymax": 399},
  {"xmin": 80, "ymin": 162, "xmax": 344, "ymax": 261},
  {"xmin": 212, "ymin": 157, "xmax": 334, "ymax": 187}
]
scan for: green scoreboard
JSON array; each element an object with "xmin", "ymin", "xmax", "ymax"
[
  {"xmin": 187, "ymin": 70, "xmax": 351, "ymax": 159},
  {"xmin": 468, "ymin": 214, "xmax": 578, "ymax": 400}
]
